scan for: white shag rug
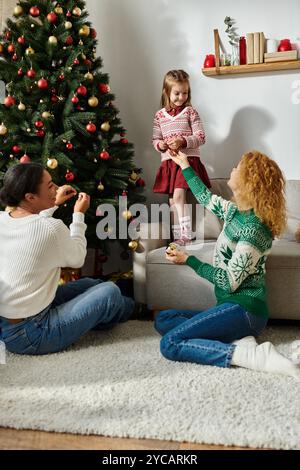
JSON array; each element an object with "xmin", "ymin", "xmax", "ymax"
[{"xmin": 0, "ymin": 321, "xmax": 300, "ymax": 450}]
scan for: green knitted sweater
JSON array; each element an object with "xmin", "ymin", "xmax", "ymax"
[{"xmin": 183, "ymin": 167, "xmax": 273, "ymax": 317}]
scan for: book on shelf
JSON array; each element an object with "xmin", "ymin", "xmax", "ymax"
[
  {"xmin": 246, "ymin": 33, "xmax": 254, "ymax": 64},
  {"xmin": 259, "ymin": 32, "xmax": 265, "ymax": 63},
  {"xmin": 247, "ymin": 32, "xmax": 265, "ymax": 64},
  {"xmin": 253, "ymin": 32, "xmax": 260, "ymax": 63},
  {"xmin": 264, "ymin": 50, "xmax": 298, "ymax": 62}
]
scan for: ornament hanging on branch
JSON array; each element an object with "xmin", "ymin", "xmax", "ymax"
[{"xmin": 47, "ymin": 158, "xmax": 58, "ymax": 169}]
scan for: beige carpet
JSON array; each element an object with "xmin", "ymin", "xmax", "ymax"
[{"xmin": 0, "ymin": 321, "xmax": 300, "ymax": 449}]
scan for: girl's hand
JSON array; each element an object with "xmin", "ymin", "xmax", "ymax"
[
  {"xmin": 167, "ymin": 150, "xmax": 190, "ymax": 170},
  {"xmin": 74, "ymin": 192, "xmax": 90, "ymax": 214},
  {"xmin": 165, "ymin": 246, "xmax": 189, "ymax": 264},
  {"xmin": 158, "ymin": 140, "xmax": 169, "ymax": 151},
  {"xmin": 55, "ymin": 185, "xmax": 77, "ymax": 205},
  {"xmin": 167, "ymin": 137, "xmax": 185, "ymax": 150}
]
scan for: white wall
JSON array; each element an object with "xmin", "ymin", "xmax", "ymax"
[{"xmin": 87, "ymin": 0, "xmax": 300, "ymax": 206}]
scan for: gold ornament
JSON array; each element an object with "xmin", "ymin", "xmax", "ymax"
[
  {"xmin": 97, "ymin": 183, "xmax": 104, "ymax": 191},
  {"xmin": 18, "ymin": 102, "xmax": 26, "ymax": 111},
  {"xmin": 27, "ymin": 128, "xmax": 31, "ymax": 132},
  {"xmin": 14, "ymin": 6, "xmax": 23, "ymax": 16},
  {"xmin": 84, "ymin": 72, "xmax": 94, "ymax": 81},
  {"xmin": 48, "ymin": 36, "xmax": 58, "ymax": 45},
  {"xmin": 42, "ymin": 111, "xmax": 51, "ymax": 119},
  {"xmin": 0, "ymin": 123, "xmax": 8, "ymax": 135},
  {"xmin": 101, "ymin": 121, "xmax": 110, "ymax": 132},
  {"xmin": 0, "ymin": 44, "xmax": 4, "ymax": 54},
  {"xmin": 47, "ymin": 158, "xmax": 58, "ymax": 169},
  {"xmin": 54, "ymin": 6, "xmax": 63, "ymax": 14},
  {"xmin": 81, "ymin": 53, "xmax": 86, "ymax": 60},
  {"xmin": 64, "ymin": 21, "xmax": 72, "ymax": 30},
  {"xmin": 128, "ymin": 240, "xmax": 139, "ymax": 251},
  {"xmin": 79, "ymin": 25, "xmax": 90, "ymax": 37},
  {"xmin": 88, "ymin": 96, "xmax": 98, "ymax": 107},
  {"xmin": 79, "ymin": 40, "xmax": 84, "ymax": 46},
  {"xmin": 25, "ymin": 46, "xmax": 35, "ymax": 55},
  {"xmin": 72, "ymin": 7, "xmax": 82, "ymax": 16},
  {"xmin": 122, "ymin": 210, "xmax": 132, "ymax": 220}
]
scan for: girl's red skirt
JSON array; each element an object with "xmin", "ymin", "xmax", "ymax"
[{"xmin": 153, "ymin": 157, "xmax": 211, "ymax": 195}]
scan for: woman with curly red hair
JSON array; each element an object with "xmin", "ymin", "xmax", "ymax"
[{"xmin": 155, "ymin": 150, "xmax": 300, "ymax": 380}]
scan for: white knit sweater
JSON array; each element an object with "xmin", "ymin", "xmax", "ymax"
[{"xmin": 0, "ymin": 207, "xmax": 87, "ymax": 319}]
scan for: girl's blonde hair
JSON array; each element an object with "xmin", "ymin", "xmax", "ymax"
[
  {"xmin": 239, "ymin": 150, "xmax": 286, "ymax": 238},
  {"xmin": 160, "ymin": 70, "xmax": 191, "ymax": 109}
]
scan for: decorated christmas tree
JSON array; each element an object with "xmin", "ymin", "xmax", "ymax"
[{"xmin": 0, "ymin": 0, "xmax": 145, "ymax": 258}]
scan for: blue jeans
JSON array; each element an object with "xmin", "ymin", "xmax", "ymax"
[
  {"xmin": 0, "ymin": 278, "xmax": 135, "ymax": 355},
  {"xmin": 155, "ymin": 303, "xmax": 267, "ymax": 368}
]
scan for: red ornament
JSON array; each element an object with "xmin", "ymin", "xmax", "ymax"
[
  {"xmin": 12, "ymin": 145, "xmax": 21, "ymax": 154},
  {"xmin": 27, "ymin": 68, "xmax": 36, "ymax": 78},
  {"xmin": 66, "ymin": 10, "xmax": 72, "ymax": 17},
  {"xmin": 7, "ymin": 44, "xmax": 15, "ymax": 54},
  {"xmin": 29, "ymin": 6, "xmax": 40, "ymax": 17},
  {"xmin": 51, "ymin": 87, "xmax": 57, "ymax": 94},
  {"xmin": 20, "ymin": 154, "xmax": 31, "ymax": 163},
  {"xmin": 51, "ymin": 95, "xmax": 58, "ymax": 103},
  {"xmin": 203, "ymin": 54, "xmax": 216, "ymax": 68},
  {"xmin": 120, "ymin": 138, "xmax": 129, "ymax": 144},
  {"xmin": 278, "ymin": 39, "xmax": 292, "ymax": 52},
  {"xmin": 73, "ymin": 58, "xmax": 80, "ymax": 65},
  {"xmin": 37, "ymin": 78, "xmax": 48, "ymax": 89},
  {"xmin": 4, "ymin": 95, "xmax": 15, "ymax": 107},
  {"xmin": 71, "ymin": 96, "xmax": 79, "ymax": 104},
  {"xmin": 84, "ymin": 59, "xmax": 92, "ymax": 67},
  {"xmin": 47, "ymin": 12, "xmax": 58, "ymax": 23},
  {"xmin": 99, "ymin": 151, "xmax": 110, "ymax": 160},
  {"xmin": 137, "ymin": 178, "xmax": 145, "ymax": 187},
  {"xmin": 77, "ymin": 85, "xmax": 87, "ymax": 96},
  {"xmin": 86, "ymin": 122, "xmax": 97, "ymax": 133},
  {"xmin": 90, "ymin": 28, "xmax": 97, "ymax": 38},
  {"xmin": 65, "ymin": 171, "xmax": 75, "ymax": 182},
  {"xmin": 17, "ymin": 36, "xmax": 25, "ymax": 45},
  {"xmin": 12, "ymin": 54, "xmax": 18, "ymax": 61},
  {"xmin": 17, "ymin": 68, "xmax": 23, "ymax": 77},
  {"xmin": 65, "ymin": 36, "xmax": 73, "ymax": 46},
  {"xmin": 36, "ymin": 129, "xmax": 45, "ymax": 137},
  {"xmin": 98, "ymin": 83, "xmax": 109, "ymax": 94},
  {"xmin": 4, "ymin": 31, "xmax": 11, "ymax": 40},
  {"xmin": 66, "ymin": 142, "xmax": 73, "ymax": 150},
  {"xmin": 34, "ymin": 120, "xmax": 44, "ymax": 129},
  {"xmin": 59, "ymin": 74, "xmax": 65, "ymax": 81}
]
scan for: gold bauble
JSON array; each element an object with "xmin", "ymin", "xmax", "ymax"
[
  {"xmin": 0, "ymin": 123, "xmax": 8, "ymax": 135},
  {"xmin": 128, "ymin": 240, "xmax": 138, "ymax": 251},
  {"xmin": 84, "ymin": 72, "xmax": 94, "ymax": 81},
  {"xmin": 64, "ymin": 21, "xmax": 72, "ymax": 30},
  {"xmin": 25, "ymin": 47, "xmax": 35, "ymax": 55},
  {"xmin": 79, "ymin": 25, "xmax": 90, "ymax": 37},
  {"xmin": 42, "ymin": 111, "xmax": 51, "ymax": 119},
  {"xmin": 88, "ymin": 96, "xmax": 98, "ymax": 107},
  {"xmin": 54, "ymin": 6, "xmax": 63, "ymax": 14},
  {"xmin": 14, "ymin": 6, "xmax": 23, "ymax": 16},
  {"xmin": 81, "ymin": 53, "xmax": 86, "ymax": 60},
  {"xmin": 18, "ymin": 103, "xmax": 26, "ymax": 111},
  {"xmin": 122, "ymin": 210, "xmax": 132, "ymax": 220},
  {"xmin": 48, "ymin": 36, "xmax": 58, "ymax": 45},
  {"xmin": 47, "ymin": 158, "xmax": 58, "ymax": 169},
  {"xmin": 0, "ymin": 44, "xmax": 3, "ymax": 54},
  {"xmin": 72, "ymin": 7, "xmax": 82, "ymax": 16},
  {"xmin": 101, "ymin": 121, "xmax": 110, "ymax": 132},
  {"xmin": 97, "ymin": 183, "xmax": 104, "ymax": 191}
]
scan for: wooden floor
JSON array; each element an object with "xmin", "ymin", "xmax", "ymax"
[{"xmin": 0, "ymin": 428, "xmax": 253, "ymax": 450}]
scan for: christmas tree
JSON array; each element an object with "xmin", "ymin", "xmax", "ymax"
[{"xmin": 0, "ymin": 0, "xmax": 145, "ymax": 257}]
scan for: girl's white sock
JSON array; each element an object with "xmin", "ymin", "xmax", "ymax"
[
  {"xmin": 172, "ymin": 224, "xmax": 181, "ymax": 240},
  {"xmin": 179, "ymin": 216, "xmax": 192, "ymax": 240},
  {"xmin": 231, "ymin": 341, "xmax": 300, "ymax": 380},
  {"xmin": 233, "ymin": 336, "xmax": 257, "ymax": 347}
]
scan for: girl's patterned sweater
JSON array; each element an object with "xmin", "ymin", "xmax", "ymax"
[{"xmin": 183, "ymin": 167, "xmax": 273, "ymax": 317}]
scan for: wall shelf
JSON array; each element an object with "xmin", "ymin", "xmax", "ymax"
[
  {"xmin": 202, "ymin": 60, "xmax": 300, "ymax": 76},
  {"xmin": 202, "ymin": 29, "xmax": 300, "ymax": 77}
]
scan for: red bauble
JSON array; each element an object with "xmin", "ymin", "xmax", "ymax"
[
  {"xmin": 66, "ymin": 142, "xmax": 73, "ymax": 150},
  {"xmin": 86, "ymin": 122, "xmax": 96, "ymax": 133},
  {"xmin": 65, "ymin": 171, "xmax": 75, "ymax": 182},
  {"xmin": 90, "ymin": 28, "xmax": 97, "ymax": 38},
  {"xmin": 4, "ymin": 31, "xmax": 11, "ymax": 40},
  {"xmin": 65, "ymin": 36, "xmax": 73, "ymax": 46},
  {"xmin": 12, "ymin": 145, "xmax": 21, "ymax": 153},
  {"xmin": 51, "ymin": 87, "xmax": 57, "ymax": 94},
  {"xmin": 12, "ymin": 54, "xmax": 18, "ymax": 61},
  {"xmin": 98, "ymin": 83, "xmax": 109, "ymax": 94},
  {"xmin": 17, "ymin": 36, "xmax": 25, "ymax": 45},
  {"xmin": 66, "ymin": 10, "xmax": 72, "ymax": 17},
  {"xmin": 47, "ymin": 12, "xmax": 57, "ymax": 23},
  {"xmin": 71, "ymin": 96, "xmax": 79, "ymax": 104},
  {"xmin": 77, "ymin": 85, "xmax": 87, "ymax": 96},
  {"xmin": 20, "ymin": 154, "xmax": 31, "ymax": 163},
  {"xmin": 4, "ymin": 95, "xmax": 15, "ymax": 107},
  {"xmin": 7, "ymin": 44, "xmax": 15, "ymax": 54},
  {"xmin": 38, "ymin": 78, "xmax": 48, "ymax": 89},
  {"xmin": 17, "ymin": 68, "xmax": 23, "ymax": 77},
  {"xmin": 73, "ymin": 58, "xmax": 80, "ymax": 65},
  {"xmin": 51, "ymin": 95, "xmax": 58, "ymax": 103},
  {"xmin": 99, "ymin": 151, "xmax": 110, "ymax": 160},
  {"xmin": 84, "ymin": 59, "xmax": 92, "ymax": 67},
  {"xmin": 137, "ymin": 178, "xmax": 145, "ymax": 187},
  {"xmin": 27, "ymin": 68, "xmax": 36, "ymax": 78},
  {"xmin": 29, "ymin": 6, "xmax": 40, "ymax": 17},
  {"xmin": 59, "ymin": 74, "xmax": 65, "ymax": 81},
  {"xmin": 34, "ymin": 120, "xmax": 44, "ymax": 129},
  {"xmin": 36, "ymin": 129, "xmax": 45, "ymax": 137},
  {"xmin": 120, "ymin": 138, "xmax": 129, "ymax": 144}
]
